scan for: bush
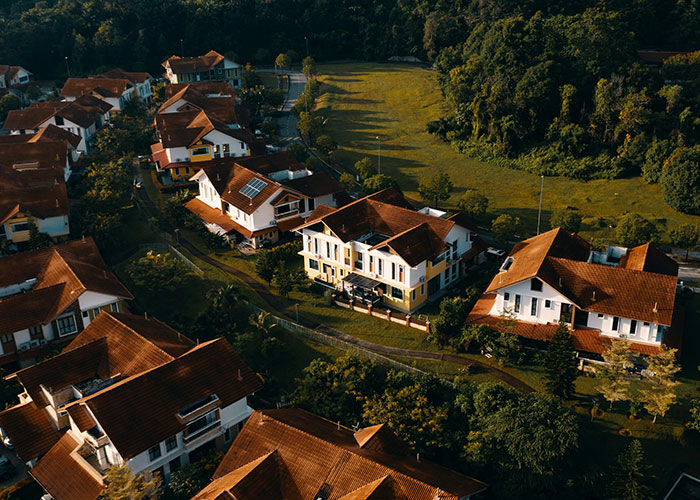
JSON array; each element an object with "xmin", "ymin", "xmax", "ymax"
[
  {"xmin": 549, "ymin": 208, "xmax": 582, "ymax": 233},
  {"xmin": 126, "ymin": 250, "xmax": 192, "ymax": 291},
  {"xmin": 661, "ymin": 146, "xmax": 700, "ymax": 214},
  {"xmin": 615, "ymin": 213, "xmax": 657, "ymax": 247}
]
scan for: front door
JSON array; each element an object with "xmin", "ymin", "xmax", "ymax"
[{"xmin": 427, "ymin": 276, "xmax": 440, "ymax": 297}]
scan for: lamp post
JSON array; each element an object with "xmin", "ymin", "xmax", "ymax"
[
  {"xmin": 294, "ymin": 303, "xmax": 299, "ymax": 323},
  {"xmin": 536, "ymin": 175, "xmax": 544, "ymax": 235},
  {"xmin": 376, "ymin": 136, "xmax": 381, "ymax": 175},
  {"xmin": 180, "ymin": 39, "xmax": 184, "ymax": 57},
  {"xmin": 304, "ymin": 37, "xmax": 309, "ymax": 58},
  {"xmin": 64, "ymin": 56, "xmax": 70, "ymax": 78}
]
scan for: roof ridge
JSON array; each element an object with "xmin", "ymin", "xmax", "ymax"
[
  {"xmin": 101, "ymin": 312, "xmax": 179, "ymax": 361},
  {"xmin": 547, "ymin": 255, "xmax": 679, "ymax": 280},
  {"xmin": 16, "ymin": 336, "xmax": 107, "ymax": 378}
]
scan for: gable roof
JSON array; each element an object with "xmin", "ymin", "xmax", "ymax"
[
  {"xmin": 0, "ymin": 401, "xmax": 59, "ymax": 462},
  {"xmin": 485, "ymin": 228, "xmax": 678, "ymax": 325},
  {"xmin": 198, "ymin": 408, "xmax": 487, "ymax": 500},
  {"xmin": 4, "ymin": 97, "xmax": 112, "ymax": 131},
  {"xmin": 164, "ymin": 81, "xmax": 236, "ymax": 99},
  {"xmin": 0, "ymin": 124, "xmax": 81, "ymax": 150},
  {"xmin": 155, "ymin": 110, "xmax": 254, "ymax": 149},
  {"xmin": 60, "ymin": 78, "xmax": 132, "ymax": 98},
  {"xmin": 619, "ymin": 243, "xmax": 679, "ymax": 276},
  {"xmin": 164, "ymin": 50, "xmax": 232, "ymax": 73},
  {"xmin": 282, "ymin": 171, "xmax": 344, "ymax": 198},
  {"xmin": 96, "ymin": 68, "xmax": 152, "ymax": 84},
  {"xmin": 158, "ymin": 84, "xmax": 247, "ymax": 126}
]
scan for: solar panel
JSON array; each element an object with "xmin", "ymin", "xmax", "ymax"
[{"xmin": 239, "ymin": 177, "xmax": 268, "ymax": 199}]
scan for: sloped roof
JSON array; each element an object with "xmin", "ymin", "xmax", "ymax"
[
  {"xmin": 619, "ymin": 243, "xmax": 679, "ymax": 277},
  {"xmin": 3, "ymin": 103, "xmax": 63, "ymax": 130},
  {"xmin": 159, "ymin": 84, "xmax": 247, "ymax": 126},
  {"xmin": 155, "ymin": 109, "xmax": 254, "ymax": 149},
  {"xmin": 57, "ymin": 94, "xmax": 112, "ymax": 128},
  {"xmin": 97, "ymin": 68, "xmax": 152, "ymax": 83},
  {"xmin": 485, "ymin": 228, "xmax": 678, "ymax": 326},
  {"xmin": 0, "ymin": 402, "xmax": 59, "ymax": 462},
  {"xmin": 30, "ymin": 432, "xmax": 104, "ymax": 500},
  {"xmin": 282, "ymin": 171, "xmax": 344, "ymax": 198},
  {"xmin": 194, "ymin": 451, "xmax": 283, "ymax": 500},
  {"xmin": 69, "ymin": 338, "xmax": 261, "ymax": 459},
  {"xmin": 61, "ymin": 78, "xmax": 132, "ymax": 98},
  {"xmin": 164, "ymin": 81, "xmax": 236, "ymax": 99},
  {"xmin": 201, "ymin": 408, "xmax": 487, "ymax": 500},
  {"xmin": 164, "ymin": 50, "xmax": 229, "ymax": 73},
  {"xmin": 29, "ymin": 124, "xmax": 82, "ymax": 149},
  {"xmin": 184, "ymin": 198, "xmax": 269, "ymax": 238}
]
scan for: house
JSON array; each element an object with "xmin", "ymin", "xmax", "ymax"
[
  {"xmin": 192, "ymin": 408, "xmax": 487, "ymax": 500},
  {"xmin": 3, "ymin": 95, "xmax": 112, "ymax": 152},
  {"xmin": 0, "ymin": 65, "xmax": 32, "ymax": 89},
  {"xmin": 158, "ymin": 83, "xmax": 249, "ymax": 126},
  {"xmin": 0, "ymin": 311, "xmax": 262, "ymax": 500},
  {"xmin": 0, "ymin": 238, "xmax": 132, "ymax": 369},
  {"xmin": 163, "ymin": 50, "xmax": 242, "ymax": 88},
  {"xmin": 150, "ymin": 110, "xmax": 259, "ymax": 182},
  {"xmin": 466, "ymin": 228, "xmax": 681, "ymax": 360},
  {"xmin": 0, "ymin": 141, "xmax": 71, "ymax": 245},
  {"xmin": 164, "ymin": 81, "xmax": 236, "ymax": 100},
  {"xmin": 96, "ymin": 68, "xmax": 154, "ymax": 103},
  {"xmin": 61, "ymin": 78, "xmax": 136, "ymax": 113},
  {"xmin": 0, "ymin": 124, "xmax": 82, "ymax": 180},
  {"xmin": 294, "ymin": 188, "xmax": 481, "ymax": 313},
  {"xmin": 185, "ymin": 153, "xmax": 347, "ymax": 248}
]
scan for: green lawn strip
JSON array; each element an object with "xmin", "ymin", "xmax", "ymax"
[
  {"xmin": 316, "ymin": 62, "xmax": 700, "ymax": 241},
  {"xmin": 389, "ymin": 355, "xmax": 502, "ymax": 386}
]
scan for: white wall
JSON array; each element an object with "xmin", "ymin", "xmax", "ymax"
[
  {"xmin": 490, "ymin": 280, "xmax": 572, "ymax": 324},
  {"xmin": 37, "ymin": 215, "xmax": 69, "ymax": 238}
]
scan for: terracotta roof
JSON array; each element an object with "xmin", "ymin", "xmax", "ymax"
[
  {"xmin": 275, "ymin": 215, "xmax": 305, "ymax": 233},
  {"xmin": 485, "ymin": 228, "xmax": 677, "ymax": 326},
  {"xmin": 194, "ymin": 451, "xmax": 282, "ymax": 500},
  {"xmin": 338, "ymin": 477, "xmax": 392, "ymax": 500},
  {"xmin": 235, "ymin": 152, "xmax": 303, "ymax": 175},
  {"xmin": 56, "ymin": 94, "xmax": 112, "ymax": 128},
  {"xmin": 461, "ymin": 235, "xmax": 488, "ymax": 263},
  {"xmin": 446, "ymin": 211, "xmax": 479, "ymax": 232},
  {"xmin": 0, "ymin": 284, "xmax": 65, "ymax": 337},
  {"xmin": 159, "ymin": 84, "xmax": 247, "ymax": 126},
  {"xmin": 164, "ymin": 50, "xmax": 229, "ymax": 73},
  {"xmin": 353, "ymin": 424, "xmax": 409, "ymax": 456},
  {"xmin": 61, "ymin": 78, "xmax": 132, "ymax": 98},
  {"xmin": 185, "ymin": 197, "xmax": 268, "ymax": 238},
  {"xmin": 467, "ymin": 293, "xmax": 669, "ymax": 356},
  {"xmin": 70, "ymin": 338, "xmax": 261, "ymax": 459},
  {"xmin": 164, "ymin": 81, "xmax": 236, "ymax": 99},
  {"xmin": 201, "ymin": 408, "xmax": 487, "ymax": 500},
  {"xmin": 66, "ymin": 404, "xmax": 97, "ymax": 432},
  {"xmin": 0, "ymin": 402, "xmax": 59, "ymax": 462},
  {"xmin": 619, "ymin": 243, "xmax": 679, "ymax": 276},
  {"xmin": 97, "ymin": 68, "xmax": 152, "ymax": 84},
  {"xmin": 155, "ymin": 110, "xmax": 254, "ymax": 149},
  {"xmin": 4, "ymin": 96, "xmax": 111, "ymax": 131},
  {"xmin": 29, "ymin": 124, "xmax": 82, "ymax": 149},
  {"xmin": 3, "ymin": 103, "xmax": 63, "ymax": 130},
  {"xmin": 282, "ymin": 171, "xmax": 344, "ymax": 198},
  {"xmin": 30, "ymin": 432, "xmax": 104, "ymax": 500}
]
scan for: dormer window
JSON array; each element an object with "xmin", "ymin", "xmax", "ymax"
[
  {"xmin": 530, "ymin": 278, "xmax": 542, "ymax": 292},
  {"xmin": 501, "ymin": 257, "xmax": 514, "ymax": 271}
]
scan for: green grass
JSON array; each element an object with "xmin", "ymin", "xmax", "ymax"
[{"xmin": 316, "ymin": 62, "xmax": 700, "ymax": 240}]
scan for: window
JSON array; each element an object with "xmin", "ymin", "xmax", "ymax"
[
  {"xmin": 629, "ymin": 320, "xmax": 637, "ymax": 334},
  {"xmin": 378, "ymin": 259, "xmax": 383, "ymax": 275},
  {"xmin": 148, "ymin": 444, "xmax": 161, "ymax": 462},
  {"xmin": 313, "ymin": 238, "xmax": 318, "ymax": 254},
  {"xmin": 56, "ymin": 314, "xmax": 78, "ymax": 337},
  {"xmin": 224, "ymin": 427, "xmax": 232, "ymax": 442},
  {"xmin": 187, "ymin": 411, "xmax": 218, "ymax": 436},
  {"xmin": 391, "ymin": 263, "xmax": 396, "ymax": 280},
  {"xmin": 412, "ymin": 289, "xmax": 416, "ymax": 301},
  {"xmin": 598, "ymin": 313, "xmax": 604, "ymax": 318},
  {"xmin": 55, "ymin": 115, "xmax": 64, "ymax": 126},
  {"xmin": 309, "ymin": 259, "xmax": 319, "ymax": 271},
  {"xmin": 355, "ymin": 252, "xmax": 363, "ymax": 270},
  {"xmin": 326, "ymin": 242, "xmax": 331, "ymax": 258},
  {"xmin": 504, "ymin": 292, "xmax": 510, "ymax": 301},
  {"xmin": 398, "ymin": 265, "xmax": 404, "ymax": 283},
  {"xmin": 420, "ymin": 284, "xmax": 425, "ymax": 296},
  {"xmin": 368, "ymin": 255, "xmax": 373, "ymax": 272},
  {"xmin": 165, "ymin": 436, "xmax": 177, "ymax": 452},
  {"xmin": 168, "ymin": 457, "xmax": 181, "ymax": 474},
  {"xmin": 1, "ymin": 335, "xmax": 13, "ymax": 344},
  {"xmin": 223, "ymin": 144, "xmax": 230, "ymax": 154},
  {"xmin": 391, "ymin": 287, "xmax": 403, "ymax": 300},
  {"xmin": 29, "ymin": 326, "xmax": 43, "ymax": 339},
  {"xmin": 213, "ymin": 144, "xmax": 220, "ymax": 154},
  {"xmin": 514, "ymin": 295, "xmax": 521, "ymax": 313},
  {"xmin": 643, "ymin": 322, "xmax": 649, "ymax": 326},
  {"xmin": 612, "ymin": 317, "xmax": 619, "ymax": 331},
  {"xmin": 308, "ymin": 198, "xmax": 315, "ymax": 211},
  {"xmin": 531, "ymin": 297, "xmax": 538, "ymax": 316},
  {"xmin": 190, "ymin": 146, "xmax": 209, "ymax": 157},
  {"xmin": 10, "ymin": 222, "xmax": 29, "ymax": 233},
  {"xmin": 334, "ymin": 244, "xmax": 339, "ymax": 261},
  {"xmin": 530, "ymin": 278, "xmax": 542, "ymax": 292},
  {"xmin": 656, "ymin": 325, "xmax": 665, "ymax": 342},
  {"xmin": 82, "ymin": 311, "xmax": 89, "ymax": 318}
]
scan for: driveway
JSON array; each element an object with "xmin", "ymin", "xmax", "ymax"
[{"xmin": 0, "ymin": 445, "xmax": 28, "ymax": 488}]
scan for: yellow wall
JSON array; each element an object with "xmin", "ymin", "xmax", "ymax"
[
  {"xmin": 170, "ymin": 165, "xmax": 194, "ymax": 181},
  {"xmin": 426, "ymin": 259, "xmax": 446, "ymax": 279},
  {"xmin": 189, "ymin": 142, "xmax": 212, "ymax": 162},
  {"xmin": 6, "ymin": 214, "xmax": 31, "ymax": 243}
]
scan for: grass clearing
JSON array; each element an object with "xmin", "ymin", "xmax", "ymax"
[{"xmin": 316, "ymin": 62, "xmax": 700, "ymax": 240}]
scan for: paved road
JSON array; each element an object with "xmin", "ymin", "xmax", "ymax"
[
  {"xmin": 257, "ymin": 69, "xmax": 307, "ymax": 148},
  {"xmin": 0, "ymin": 445, "xmax": 28, "ymax": 489}
]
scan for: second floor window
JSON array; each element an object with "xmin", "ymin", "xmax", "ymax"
[
  {"xmin": 531, "ymin": 297, "xmax": 538, "ymax": 316},
  {"xmin": 56, "ymin": 314, "xmax": 78, "ymax": 337},
  {"xmin": 165, "ymin": 436, "xmax": 177, "ymax": 452},
  {"xmin": 514, "ymin": 295, "xmax": 521, "ymax": 313},
  {"xmin": 612, "ymin": 317, "xmax": 619, "ymax": 331},
  {"xmin": 148, "ymin": 444, "xmax": 161, "ymax": 461}
]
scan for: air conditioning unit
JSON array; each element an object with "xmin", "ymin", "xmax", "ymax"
[
  {"xmin": 419, "ymin": 276, "xmax": 426, "ymax": 282},
  {"xmin": 618, "ymin": 334, "xmax": 627, "ymax": 338},
  {"xmin": 18, "ymin": 343, "xmax": 30, "ymax": 351}
]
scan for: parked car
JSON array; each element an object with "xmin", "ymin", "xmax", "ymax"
[
  {"xmin": 0, "ymin": 455, "xmax": 15, "ymax": 480},
  {"xmin": 0, "ymin": 428, "xmax": 12, "ymax": 450},
  {"xmin": 485, "ymin": 247, "xmax": 506, "ymax": 259}
]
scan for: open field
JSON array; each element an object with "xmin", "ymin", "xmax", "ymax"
[{"xmin": 316, "ymin": 62, "xmax": 700, "ymax": 241}]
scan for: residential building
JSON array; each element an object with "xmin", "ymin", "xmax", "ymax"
[
  {"xmin": 164, "ymin": 81, "xmax": 236, "ymax": 100},
  {"xmin": 97, "ymin": 68, "xmax": 154, "ymax": 103},
  {"xmin": 466, "ymin": 228, "xmax": 681, "ymax": 359},
  {"xmin": 294, "ymin": 188, "xmax": 480, "ymax": 313},
  {"xmin": 150, "ymin": 109, "xmax": 259, "ymax": 182},
  {"xmin": 158, "ymin": 83, "xmax": 249, "ymax": 126},
  {"xmin": 163, "ymin": 50, "xmax": 242, "ymax": 88},
  {"xmin": 0, "ymin": 238, "xmax": 132, "ymax": 369},
  {"xmin": 3, "ymin": 95, "xmax": 112, "ymax": 152},
  {"xmin": 0, "ymin": 65, "xmax": 32, "ymax": 88},
  {"xmin": 185, "ymin": 153, "xmax": 347, "ymax": 248},
  {"xmin": 193, "ymin": 408, "xmax": 487, "ymax": 500},
  {"xmin": 0, "ymin": 311, "xmax": 261, "ymax": 500},
  {"xmin": 0, "ymin": 141, "xmax": 71, "ymax": 246},
  {"xmin": 0, "ymin": 124, "xmax": 82, "ymax": 180}
]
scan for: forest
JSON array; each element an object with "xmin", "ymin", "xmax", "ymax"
[{"xmin": 3, "ymin": 0, "xmax": 700, "ymax": 214}]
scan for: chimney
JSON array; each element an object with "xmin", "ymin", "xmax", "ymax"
[
  {"xmin": 237, "ymin": 368, "xmax": 243, "ymax": 381},
  {"xmin": 592, "ymin": 290, "xmax": 596, "ymax": 301},
  {"xmin": 337, "ymin": 421, "xmax": 341, "ymax": 430},
  {"xmin": 653, "ymin": 301, "xmax": 658, "ymax": 313},
  {"xmin": 55, "ymin": 198, "xmax": 59, "ymax": 207},
  {"xmin": 416, "ymin": 453, "xmax": 420, "ymax": 462}
]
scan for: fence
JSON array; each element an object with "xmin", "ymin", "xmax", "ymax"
[
  {"xmin": 333, "ymin": 295, "xmax": 430, "ymax": 333},
  {"xmin": 137, "ymin": 243, "xmax": 205, "ymax": 277},
  {"xmin": 243, "ymin": 300, "xmax": 427, "ymax": 378}
]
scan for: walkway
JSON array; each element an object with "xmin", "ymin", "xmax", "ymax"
[{"xmin": 179, "ymin": 238, "xmax": 534, "ymax": 393}]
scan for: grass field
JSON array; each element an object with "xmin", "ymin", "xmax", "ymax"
[{"xmin": 316, "ymin": 62, "xmax": 700, "ymax": 241}]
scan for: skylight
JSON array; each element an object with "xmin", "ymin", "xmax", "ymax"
[{"xmin": 239, "ymin": 177, "xmax": 268, "ymax": 199}]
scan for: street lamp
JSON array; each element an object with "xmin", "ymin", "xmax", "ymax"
[
  {"xmin": 376, "ymin": 136, "xmax": 381, "ymax": 175},
  {"xmin": 64, "ymin": 56, "xmax": 70, "ymax": 78},
  {"xmin": 304, "ymin": 37, "xmax": 309, "ymax": 58},
  {"xmin": 536, "ymin": 175, "xmax": 544, "ymax": 235}
]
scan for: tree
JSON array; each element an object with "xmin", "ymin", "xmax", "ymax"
[
  {"xmin": 661, "ymin": 146, "xmax": 700, "ymax": 215},
  {"xmin": 607, "ymin": 440, "xmax": 653, "ymax": 500},
  {"xmin": 354, "ymin": 157, "xmax": 376, "ymax": 180},
  {"xmin": 297, "ymin": 112, "xmax": 322, "ymax": 143},
  {"xmin": 457, "ymin": 189, "xmax": 488, "ymax": 220},
  {"xmin": 0, "ymin": 94, "xmax": 20, "ymax": 122},
  {"xmin": 491, "ymin": 214, "xmax": 521, "ymax": 245},
  {"xmin": 27, "ymin": 219, "xmax": 52, "ymax": 250},
  {"xmin": 339, "ymin": 172, "xmax": 355, "ymax": 191},
  {"xmin": 418, "ymin": 170, "xmax": 452, "ymax": 208},
  {"xmin": 689, "ymin": 397, "xmax": 700, "ymax": 432},
  {"xmin": 286, "ymin": 49, "xmax": 299, "ymax": 64},
  {"xmin": 361, "ymin": 174, "xmax": 400, "ymax": 196},
  {"xmin": 99, "ymin": 465, "xmax": 161, "ymax": 500},
  {"xmin": 249, "ymin": 311, "xmax": 277, "ymax": 339},
  {"xmin": 302, "ymin": 56, "xmax": 317, "ymax": 78},
  {"xmin": 598, "ymin": 340, "xmax": 634, "ymax": 410},
  {"xmin": 275, "ymin": 52, "xmax": 291, "ymax": 70},
  {"xmin": 431, "ymin": 296, "xmax": 471, "ymax": 347},
  {"xmin": 544, "ymin": 322, "xmax": 578, "ymax": 399},
  {"xmin": 461, "ymin": 324, "xmax": 521, "ymax": 363},
  {"xmin": 315, "ymin": 134, "xmax": 338, "ymax": 157},
  {"xmin": 255, "ymin": 250, "xmax": 276, "ymax": 286},
  {"xmin": 305, "ymin": 157, "xmax": 322, "ymax": 171},
  {"xmin": 126, "ymin": 251, "xmax": 191, "ymax": 292},
  {"xmin": 285, "ymin": 142, "xmax": 309, "ymax": 163},
  {"xmin": 167, "ymin": 451, "xmax": 224, "ymax": 500},
  {"xmin": 615, "ymin": 213, "xmax": 657, "ymax": 247},
  {"xmin": 25, "ymin": 83, "xmax": 42, "ymax": 101},
  {"xmin": 640, "ymin": 346, "xmax": 680, "ymax": 423},
  {"xmin": 274, "ymin": 263, "xmax": 293, "ymax": 298},
  {"xmin": 549, "ymin": 208, "xmax": 582, "ymax": 233},
  {"xmin": 670, "ymin": 223, "xmax": 699, "ymax": 260}
]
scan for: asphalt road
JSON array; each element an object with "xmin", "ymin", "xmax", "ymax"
[
  {"xmin": 0, "ymin": 445, "xmax": 28, "ymax": 488},
  {"xmin": 257, "ymin": 69, "xmax": 307, "ymax": 148}
]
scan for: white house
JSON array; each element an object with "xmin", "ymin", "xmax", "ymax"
[
  {"xmin": 0, "ymin": 239, "xmax": 132, "ymax": 370},
  {"xmin": 467, "ymin": 228, "xmax": 680, "ymax": 358},
  {"xmin": 61, "ymin": 78, "xmax": 136, "ymax": 112},
  {"xmin": 158, "ymin": 83, "xmax": 248, "ymax": 127},
  {"xmin": 3, "ymin": 95, "xmax": 112, "ymax": 152},
  {"xmin": 163, "ymin": 50, "xmax": 242, "ymax": 88},
  {"xmin": 0, "ymin": 312, "xmax": 261, "ymax": 500},
  {"xmin": 97, "ymin": 68, "xmax": 154, "ymax": 104},
  {"xmin": 0, "ymin": 65, "xmax": 32, "ymax": 88},
  {"xmin": 294, "ymin": 189, "xmax": 484, "ymax": 313},
  {"xmin": 185, "ymin": 152, "xmax": 348, "ymax": 248}
]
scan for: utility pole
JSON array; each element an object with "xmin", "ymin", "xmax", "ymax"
[
  {"xmin": 305, "ymin": 36, "xmax": 309, "ymax": 58},
  {"xmin": 537, "ymin": 175, "xmax": 544, "ymax": 235},
  {"xmin": 180, "ymin": 39, "xmax": 184, "ymax": 57},
  {"xmin": 64, "ymin": 56, "xmax": 70, "ymax": 78},
  {"xmin": 376, "ymin": 136, "xmax": 381, "ymax": 175}
]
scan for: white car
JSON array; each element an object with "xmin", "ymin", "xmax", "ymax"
[
  {"xmin": 486, "ymin": 247, "xmax": 506, "ymax": 258},
  {"xmin": 0, "ymin": 428, "xmax": 12, "ymax": 450}
]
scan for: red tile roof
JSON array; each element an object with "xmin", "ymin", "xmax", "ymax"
[
  {"xmin": 30, "ymin": 432, "xmax": 104, "ymax": 500},
  {"xmin": 0, "ymin": 402, "xmax": 59, "ymax": 462},
  {"xmin": 199, "ymin": 408, "xmax": 487, "ymax": 500},
  {"xmin": 619, "ymin": 243, "xmax": 679, "ymax": 276},
  {"xmin": 282, "ymin": 170, "xmax": 344, "ymax": 198},
  {"xmin": 158, "ymin": 84, "xmax": 247, "ymax": 126},
  {"xmin": 96, "ymin": 68, "xmax": 152, "ymax": 84},
  {"xmin": 164, "ymin": 81, "xmax": 236, "ymax": 99},
  {"xmin": 155, "ymin": 110, "xmax": 254, "ymax": 149},
  {"xmin": 164, "ymin": 50, "xmax": 229, "ymax": 73},
  {"xmin": 184, "ymin": 197, "xmax": 268, "ymax": 238},
  {"xmin": 61, "ymin": 78, "xmax": 132, "ymax": 98},
  {"xmin": 4, "ymin": 97, "xmax": 111, "ymax": 131}
]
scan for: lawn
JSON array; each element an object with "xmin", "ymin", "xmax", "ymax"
[{"xmin": 316, "ymin": 62, "xmax": 700, "ymax": 241}]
